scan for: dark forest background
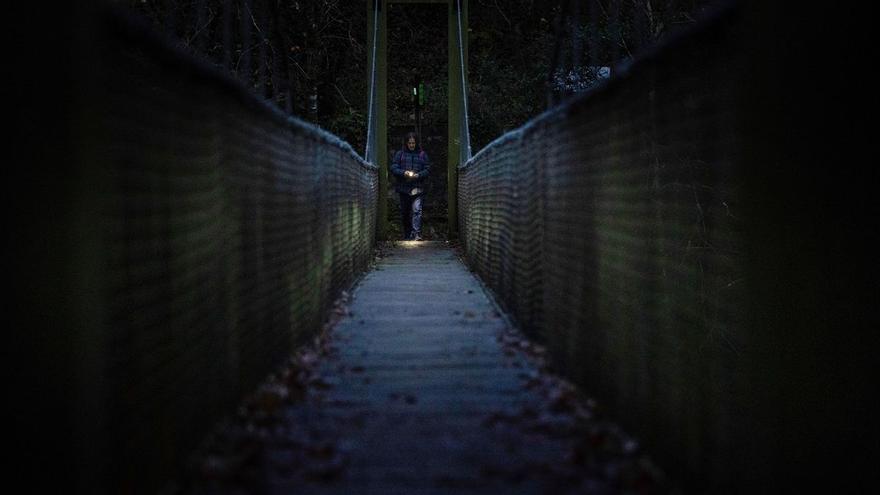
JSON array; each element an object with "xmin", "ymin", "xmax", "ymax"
[
  {"xmin": 125, "ymin": 0, "xmax": 715, "ymax": 153},
  {"xmin": 123, "ymin": 0, "xmax": 715, "ymax": 238}
]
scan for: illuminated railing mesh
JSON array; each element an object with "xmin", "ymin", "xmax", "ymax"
[
  {"xmin": 88, "ymin": 9, "xmax": 377, "ymax": 492},
  {"xmin": 458, "ymin": 7, "xmax": 745, "ymax": 488}
]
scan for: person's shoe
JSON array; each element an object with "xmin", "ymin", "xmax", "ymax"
[{"xmin": 413, "ymin": 234, "xmax": 423, "ymax": 241}]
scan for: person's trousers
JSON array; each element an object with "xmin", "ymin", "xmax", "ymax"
[{"xmin": 399, "ymin": 193, "xmax": 423, "ymax": 239}]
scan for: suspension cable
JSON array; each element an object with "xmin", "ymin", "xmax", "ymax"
[
  {"xmin": 364, "ymin": 0, "xmax": 380, "ymax": 162},
  {"xmin": 455, "ymin": 0, "xmax": 472, "ymax": 162}
]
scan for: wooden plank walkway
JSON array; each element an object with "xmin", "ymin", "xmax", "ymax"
[{"xmin": 188, "ymin": 242, "xmax": 667, "ymax": 495}]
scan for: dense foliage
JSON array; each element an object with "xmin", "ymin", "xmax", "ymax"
[{"xmin": 126, "ymin": 0, "xmax": 715, "ymax": 155}]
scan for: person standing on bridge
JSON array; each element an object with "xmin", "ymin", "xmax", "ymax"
[{"xmin": 391, "ymin": 131, "xmax": 430, "ymax": 241}]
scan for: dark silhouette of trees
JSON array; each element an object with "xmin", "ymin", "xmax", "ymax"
[{"xmin": 125, "ymin": 0, "xmax": 716, "ymax": 152}]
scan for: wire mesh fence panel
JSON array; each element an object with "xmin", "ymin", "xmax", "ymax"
[
  {"xmin": 76, "ymin": 7, "xmax": 379, "ymax": 492},
  {"xmin": 459, "ymin": 5, "xmax": 745, "ymax": 490}
]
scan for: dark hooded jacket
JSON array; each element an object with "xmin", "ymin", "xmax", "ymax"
[{"xmin": 390, "ymin": 148, "xmax": 430, "ymax": 195}]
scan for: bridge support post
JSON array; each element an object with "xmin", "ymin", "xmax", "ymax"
[
  {"xmin": 368, "ymin": 0, "xmax": 388, "ymax": 239},
  {"xmin": 448, "ymin": 0, "xmax": 467, "ymax": 238}
]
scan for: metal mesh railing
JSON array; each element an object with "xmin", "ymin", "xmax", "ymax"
[
  {"xmin": 81, "ymin": 7, "xmax": 378, "ymax": 492},
  {"xmin": 459, "ymin": 3, "xmax": 744, "ymax": 489}
]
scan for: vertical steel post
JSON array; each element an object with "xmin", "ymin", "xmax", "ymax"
[
  {"xmin": 447, "ymin": 0, "xmax": 467, "ymax": 238},
  {"xmin": 368, "ymin": 0, "xmax": 389, "ymax": 239}
]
